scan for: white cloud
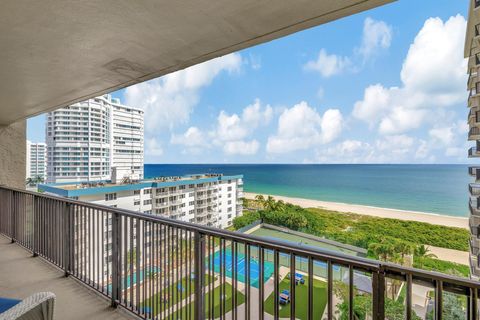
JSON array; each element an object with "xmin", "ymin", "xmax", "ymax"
[
  {"xmin": 125, "ymin": 53, "xmax": 242, "ymax": 134},
  {"xmin": 429, "ymin": 127, "xmax": 455, "ymax": 146},
  {"xmin": 304, "ymin": 49, "xmax": 351, "ymax": 78},
  {"xmin": 248, "ymin": 53, "xmax": 262, "ymax": 70},
  {"xmin": 223, "ymin": 140, "xmax": 260, "ymax": 155},
  {"xmin": 266, "ymin": 101, "xmax": 343, "ymax": 154},
  {"xmin": 353, "ymin": 15, "xmax": 467, "ymax": 136},
  {"xmin": 171, "ymin": 127, "xmax": 207, "ymax": 147},
  {"xmin": 445, "ymin": 147, "xmax": 464, "ymax": 157},
  {"xmin": 357, "ymin": 17, "xmax": 392, "ymax": 61},
  {"xmin": 415, "ymin": 140, "xmax": 430, "ymax": 159},
  {"xmin": 315, "ymin": 135, "xmax": 431, "ymax": 163},
  {"xmin": 353, "ymin": 84, "xmax": 391, "ymax": 125},
  {"xmin": 305, "ymin": 18, "xmax": 391, "ymax": 78},
  {"xmin": 315, "ymin": 140, "xmax": 374, "ymax": 163},
  {"xmin": 215, "ymin": 99, "xmax": 272, "ymax": 142},
  {"xmin": 170, "ymin": 99, "xmax": 271, "ymax": 156},
  {"xmin": 146, "ymin": 138, "xmax": 163, "ymax": 157},
  {"xmin": 375, "ymin": 135, "xmax": 414, "ymax": 156},
  {"xmin": 213, "ymin": 99, "xmax": 272, "ymax": 156},
  {"xmin": 378, "ymin": 108, "xmax": 426, "ymax": 135}
]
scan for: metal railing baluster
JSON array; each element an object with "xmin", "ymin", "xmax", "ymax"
[{"xmin": 1, "ymin": 187, "xmax": 480, "ymax": 320}]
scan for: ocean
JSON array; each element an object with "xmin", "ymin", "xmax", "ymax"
[{"xmin": 144, "ymin": 164, "xmax": 471, "ymax": 217}]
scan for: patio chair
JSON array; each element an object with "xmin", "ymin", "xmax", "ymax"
[{"xmin": 0, "ymin": 292, "xmax": 55, "ymax": 320}]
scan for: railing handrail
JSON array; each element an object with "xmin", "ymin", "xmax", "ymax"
[
  {"xmin": 7, "ymin": 185, "xmax": 380, "ymax": 270},
  {"xmin": 4, "ymin": 185, "xmax": 480, "ymax": 291}
]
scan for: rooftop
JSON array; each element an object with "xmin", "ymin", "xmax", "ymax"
[{"xmin": 38, "ymin": 173, "xmax": 243, "ymax": 197}]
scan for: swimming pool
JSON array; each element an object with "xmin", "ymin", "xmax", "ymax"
[{"xmin": 209, "ymin": 250, "xmax": 275, "ymax": 288}]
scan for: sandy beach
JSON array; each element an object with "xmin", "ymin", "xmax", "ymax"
[{"xmin": 245, "ymin": 192, "xmax": 469, "ymax": 230}]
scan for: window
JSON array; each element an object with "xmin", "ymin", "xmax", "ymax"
[
  {"xmin": 228, "ymin": 193, "xmax": 232, "ymax": 198},
  {"xmin": 179, "ymin": 185, "xmax": 186, "ymax": 190},
  {"xmin": 227, "ymin": 186, "xmax": 232, "ymax": 191},
  {"xmin": 228, "ymin": 200, "xmax": 232, "ymax": 205},
  {"xmin": 134, "ymin": 201, "xmax": 140, "ymax": 206},
  {"xmin": 134, "ymin": 190, "xmax": 141, "ymax": 195},
  {"xmin": 143, "ymin": 189, "xmax": 152, "ymax": 194},
  {"xmin": 105, "ymin": 193, "xmax": 117, "ymax": 201},
  {"xmin": 143, "ymin": 199, "xmax": 152, "ymax": 205},
  {"xmin": 227, "ymin": 207, "xmax": 232, "ymax": 212}
]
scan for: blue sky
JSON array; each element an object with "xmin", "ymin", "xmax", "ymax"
[{"xmin": 28, "ymin": 0, "xmax": 471, "ymax": 164}]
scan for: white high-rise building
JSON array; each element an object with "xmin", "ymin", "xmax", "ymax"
[
  {"xmin": 46, "ymin": 94, "xmax": 144, "ymax": 183},
  {"xmin": 26, "ymin": 141, "xmax": 47, "ymax": 180}
]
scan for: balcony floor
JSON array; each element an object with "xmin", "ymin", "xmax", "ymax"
[{"xmin": 0, "ymin": 235, "xmax": 132, "ymax": 320}]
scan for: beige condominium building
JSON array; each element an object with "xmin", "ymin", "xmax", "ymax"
[{"xmin": 465, "ymin": 0, "xmax": 480, "ymax": 279}]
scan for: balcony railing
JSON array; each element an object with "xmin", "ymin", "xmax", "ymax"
[
  {"xmin": 1, "ymin": 186, "xmax": 480, "ymax": 320},
  {"xmin": 470, "ymin": 127, "xmax": 480, "ymax": 140}
]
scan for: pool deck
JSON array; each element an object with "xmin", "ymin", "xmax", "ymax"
[{"xmin": 0, "ymin": 235, "xmax": 133, "ymax": 320}]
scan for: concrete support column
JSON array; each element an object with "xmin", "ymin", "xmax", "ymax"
[{"xmin": 0, "ymin": 120, "xmax": 26, "ymax": 189}]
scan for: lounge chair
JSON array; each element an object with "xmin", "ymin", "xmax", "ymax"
[
  {"xmin": 0, "ymin": 292, "xmax": 55, "ymax": 320},
  {"xmin": 279, "ymin": 289, "xmax": 290, "ymax": 305}
]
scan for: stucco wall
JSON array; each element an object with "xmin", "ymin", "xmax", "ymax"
[{"xmin": 0, "ymin": 120, "xmax": 26, "ymax": 189}]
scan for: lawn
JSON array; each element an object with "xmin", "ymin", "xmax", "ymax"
[
  {"xmin": 140, "ymin": 274, "xmax": 216, "ymax": 316},
  {"xmin": 170, "ymin": 282, "xmax": 245, "ymax": 319},
  {"xmin": 264, "ymin": 273, "xmax": 327, "ymax": 319}
]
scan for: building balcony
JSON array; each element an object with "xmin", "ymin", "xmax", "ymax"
[
  {"xmin": 469, "ymin": 166, "xmax": 480, "ymax": 180},
  {"xmin": 469, "ymin": 126, "xmax": 480, "ymax": 141},
  {"xmin": 470, "ymin": 197, "xmax": 480, "ymax": 216},
  {"xmin": 469, "ymin": 147, "xmax": 480, "ymax": 157},
  {"xmin": 155, "ymin": 201, "xmax": 168, "ymax": 208},
  {"xmin": 470, "ymin": 183, "xmax": 480, "ymax": 196},
  {"xmin": 471, "ymin": 215, "xmax": 480, "ymax": 238},
  {"xmin": 169, "ymin": 199, "xmax": 183, "ymax": 206},
  {"xmin": 1, "ymin": 186, "xmax": 480, "ymax": 320}
]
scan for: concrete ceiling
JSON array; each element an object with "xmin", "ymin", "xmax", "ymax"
[{"xmin": 0, "ymin": 0, "xmax": 394, "ymax": 125}]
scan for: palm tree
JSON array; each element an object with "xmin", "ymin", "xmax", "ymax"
[
  {"xmin": 264, "ymin": 195, "xmax": 276, "ymax": 211},
  {"xmin": 415, "ymin": 245, "xmax": 437, "ymax": 259},
  {"xmin": 368, "ymin": 242, "xmax": 394, "ymax": 262},
  {"xmin": 26, "ymin": 177, "xmax": 34, "ymax": 186},
  {"xmin": 254, "ymin": 195, "xmax": 266, "ymax": 208},
  {"xmin": 414, "ymin": 245, "xmax": 437, "ymax": 269},
  {"xmin": 34, "ymin": 175, "xmax": 45, "ymax": 184}
]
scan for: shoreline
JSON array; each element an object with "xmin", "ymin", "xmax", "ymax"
[{"xmin": 245, "ymin": 192, "xmax": 469, "ymax": 230}]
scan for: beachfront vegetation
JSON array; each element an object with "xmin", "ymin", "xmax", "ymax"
[
  {"xmin": 334, "ymin": 281, "xmax": 422, "ymax": 320},
  {"xmin": 425, "ymin": 292, "xmax": 467, "ymax": 320},
  {"xmin": 235, "ymin": 198, "xmax": 470, "ymax": 277},
  {"xmin": 413, "ymin": 257, "xmax": 470, "ymax": 277}
]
